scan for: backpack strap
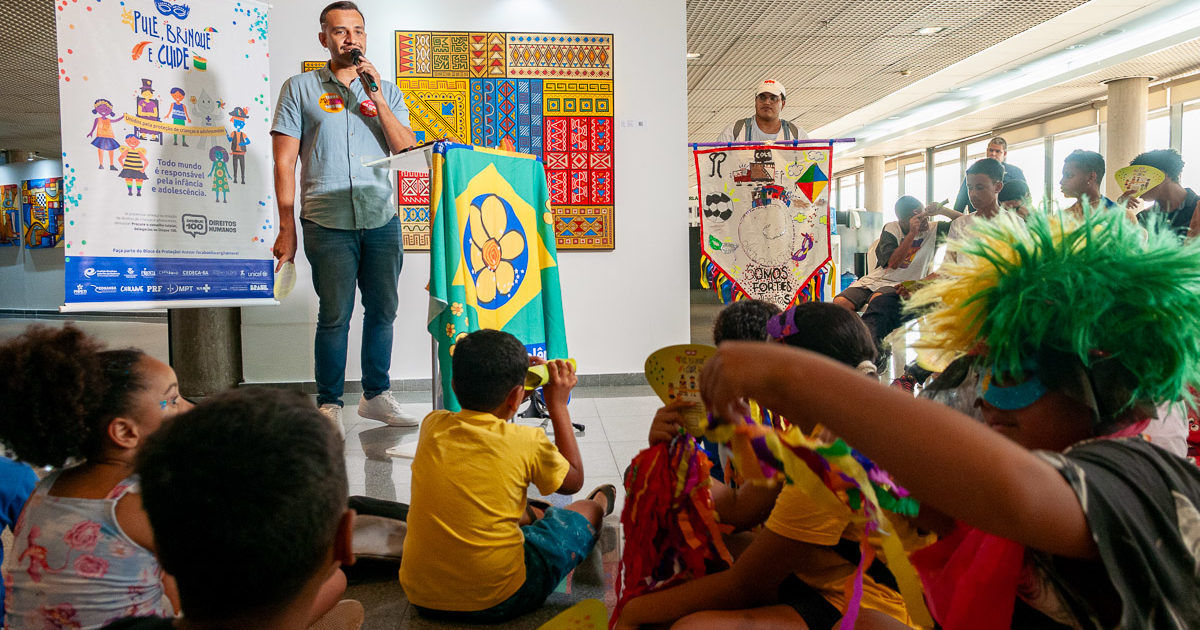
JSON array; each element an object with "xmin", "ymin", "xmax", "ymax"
[{"xmin": 743, "ymin": 117, "xmax": 755, "ymax": 141}]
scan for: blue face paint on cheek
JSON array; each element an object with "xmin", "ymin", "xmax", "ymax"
[{"xmin": 159, "ymin": 400, "xmax": 169, "ymax": 411}]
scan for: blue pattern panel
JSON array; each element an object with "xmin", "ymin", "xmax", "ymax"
[{"xmin": 515, "ymin": 79, "xmax": 543, "ymax": 158}]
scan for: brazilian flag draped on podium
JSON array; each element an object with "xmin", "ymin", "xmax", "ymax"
[{"xmin": 427, "ymin": 141, "xmax": 568, "ymax": 411}]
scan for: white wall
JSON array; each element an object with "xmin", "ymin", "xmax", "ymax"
[
  {"xmin": 0, "ymin": 159, "xmax": 66, "ymax": 310},
  {"xmin": 241, "ymin": 0, "xmax": 689, "ymax": 384}
]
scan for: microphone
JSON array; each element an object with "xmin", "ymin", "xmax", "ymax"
[{"xmin": 348, "ymin": 49, "xmax": 378, "ymax": 92}]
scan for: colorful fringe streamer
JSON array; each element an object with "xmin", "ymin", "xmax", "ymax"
[
  {"xmin": 790, "ymin": 261, "xmax": 833, "ymax": 307},
  {"xmin": 700, "ymin": 253, "xmax": 835, "ymax": 307},
  {"xmin": 612, "ymin": 435, "xmax": 733, "ymax": 627},
  {"xmin": 699, "ymin": 250, "xmax": 748, "ymax": 304},
  {"xmin": 703, "ymin": 419, "xmax": 933, "ymax": 628}
]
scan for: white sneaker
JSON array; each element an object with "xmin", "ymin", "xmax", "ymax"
[
  {"xmin": 357, "ymin": 391, "xmax": 418, "ymax": 427},
  {"xmin": 319, "ymin": 403, "xmax": 345, "ymax": 439}
]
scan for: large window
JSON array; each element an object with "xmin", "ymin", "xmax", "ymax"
[
  {"xmin": 1052, "ymin": 129, "xmax": 1100, "ymax": 209},
  {"xmin": 1004, "ymin": 140, "xmax": 1047, "ymax": 208},
  {"xmin": 883, "ymin": 171, "xmax": 899, "ymax": 223},
  {"xmin": 904, "ymin": 164, "xmax": 927, "ymax": 202},
  {"xmin": 1182, "ymin": 102, "xmax": 1200, "ymax": 184},
  {"xmin": 932, "ymin": 149, "xmax": 960, "ymax": 205},
  {"xmin": 1146, "ymin": 110, "xmax": 1170, "ymax": 155},
  {"xmin": 837, "ymin": 175, "xmax": 858, "ymax": 210}
]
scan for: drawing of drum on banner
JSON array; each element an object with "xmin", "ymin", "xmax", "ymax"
[
  {"xmin": 694, "ymin": 145, "xmax": 833, "ymax": 308},
  {"xmin": 55, "ymin": 0, "xmax": 275, "ymax": 310}
]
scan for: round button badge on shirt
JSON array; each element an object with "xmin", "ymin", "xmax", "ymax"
[{"xmin": 360, "ymin": 100, "xmax": 378, "ymax": 117}]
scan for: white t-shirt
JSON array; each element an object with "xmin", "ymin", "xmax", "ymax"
[
  {"xmin": 847, "ymin": 221, "xmax": 940, "ymax": 293},
  {"xmin": 717, "ymin": 117, "xmax": 810, "ymax": 143}
]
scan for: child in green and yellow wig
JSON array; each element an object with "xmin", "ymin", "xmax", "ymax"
[{"xmin": 699, "ymin": 204, "xmax": 1200, "ymax": 629}]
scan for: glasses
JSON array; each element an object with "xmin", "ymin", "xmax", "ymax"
[{"xmin": 756, "ymin": 93, "xmax": 781, "ymax": 102}]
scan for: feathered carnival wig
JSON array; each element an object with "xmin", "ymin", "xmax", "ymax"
[{"xmin": 905, "ymin": 205, "xmax": 1200, "ymax": 427}]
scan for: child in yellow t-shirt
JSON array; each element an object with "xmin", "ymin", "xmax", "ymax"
[{"xmin": 400, "ymin": 330, "xmax": 614, "ymax": 623}]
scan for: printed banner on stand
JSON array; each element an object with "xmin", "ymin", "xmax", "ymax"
[
  {"xmin": 694, "ymin": 144, "xmax": 834, "ymax": 308},
  {"xmin": 56, "ymin": 0, "xmax": 275, "ymax": 310},
  {"xmin": 427, "ymin": 142, "xmax": 568, "ymax": 411}
]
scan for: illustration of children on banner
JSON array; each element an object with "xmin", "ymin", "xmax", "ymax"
[
  {"xmin": 209, "ymin": 146, "xmax": 230, "ymax": 202},
  {"xmin": 0, "ymin": 184, "xmax": 19, "ymax": 246},
  {"xmin": 189, "ymin": 89, "xmax": 220, "ymax": 151},
  {"xmin": 133, "ymin": 78, "xmax": 163, "ymax": 145},
  {"xmin": 169, "ymin": 87, "xmax": 191, "ymax": 146},
  {"xmin": 86, "ymin": 98, "xmax": 122, "ymax": 170},
  {"xmin": 117, "ymin": 134, "xmax": 149, "ymax": 196},
  {"xmin": 227, "ymin": 107, "xmax": 249, "ymax": 184}
]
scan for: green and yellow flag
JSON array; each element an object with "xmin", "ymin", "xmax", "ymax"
[{"xmin": 427, "ymin": 142, "xmax": 568, "ymax": 411}]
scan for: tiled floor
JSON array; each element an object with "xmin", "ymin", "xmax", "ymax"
[{"xmin": 0, "ymin": 291, "xmax": 723, "ymax": 629}]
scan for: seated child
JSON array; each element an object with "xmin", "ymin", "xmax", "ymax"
[
  {"xmin": 0, "ymin": 326, "xmax": 188, "ymax": 629},
  {"xmin": 623, "ymin": 303, "xmax": 925, "ymax": 630},
  {"xmin": 100, "ymin": 387, "xmax": 355, "ymax": 630},
  {"xmin": 834, "ymin": 196, "xmax": 956, "ymax": 313},
  {"xmin": 399, "ymin": 329, "xmax": 613, "ymax": 623},
  {"xmin": 699, "ymin": 207, "xmax": 1200, "ymax": 627},
  {"xmin": 0, "ymin": 456, "xmax": 37, "ymax": 625},
  {"xmin": 700, "ymin": 299, "xmax": 782, "ymax": 482}
]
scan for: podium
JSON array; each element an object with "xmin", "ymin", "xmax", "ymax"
[{"xmin": 368, "ymin": 142, "xmax": 578, "ymax": 457}]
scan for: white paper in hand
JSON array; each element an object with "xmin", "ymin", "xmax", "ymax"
[{"xmin": 274, "ymin": 261, "xmax": 296, "ymax": 300}]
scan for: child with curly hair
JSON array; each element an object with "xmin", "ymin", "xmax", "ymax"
[
  {"xmin": 700, "ymin": 207, "xmax": 1200, "ymax": 628},
  {"xmin": 0, "ymin": 326, "xmax": 189, "ymax": 630}
]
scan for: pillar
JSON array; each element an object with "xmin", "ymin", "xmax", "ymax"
[
  {"xmin": 168, "ymin": 307, "xmax": 243, "ymax": 398},
  {"xmin": 1104, "ymin": 77, "xmax": 1150, "ymax": 185},
  {"xmin": 863, "ymin": 156, "xmax": 885, "ymax": 215}
]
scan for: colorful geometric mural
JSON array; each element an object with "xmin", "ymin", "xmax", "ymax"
[
  {"xmin": 396, "ymin": 30, "xmax": 614, "ymax": 251},
  {"xmin": 0, "ymin": 184, "xmax": 18, "ymax": 247},
  {"xmin": 22, "ymin": 178, "xmax": 64, "ymax": 249}
]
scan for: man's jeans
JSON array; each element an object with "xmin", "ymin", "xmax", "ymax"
[{"xmin": 302, "ymin": 216, "xmax": 403, "ymax": 406}]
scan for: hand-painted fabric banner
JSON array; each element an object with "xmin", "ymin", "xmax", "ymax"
[
  {"xmin": 694, "ymin": 145, "xmax": 834, "ymax": 308},
  {"xmin": 396, "ymin": 31, "xmax": 615, "ymax": 251},
  {"xmin": 428, "ymin": 142, "xmax": 568, "ymax": 411},
  {"xmin": 55, "ymin": 0, "xmax": 275, "ymax": 309},
  {"xmin": 0, "ymin": 185, "xmax": 19, "ymax": 247}
]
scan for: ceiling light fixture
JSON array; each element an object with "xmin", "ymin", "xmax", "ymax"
[
  {"xmin": 686, "ymin": 52, "xmax": 702, "ymax": 60},
  {"xmin": 914, "ymin": 26, "xmax": 947, "ymax": 36},
  {"xmin": 1066, "ymin": 43, "xmax": 1087, "ymax": 50}
]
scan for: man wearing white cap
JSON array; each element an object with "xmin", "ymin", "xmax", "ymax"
[{"xmin": 717, "ymin": 79, "xmax": 808, "ymax": 143}]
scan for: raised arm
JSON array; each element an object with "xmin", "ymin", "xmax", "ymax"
[
  {"xmin": 701, "ymin": 342, "xmax": 1097, "ymax": 559},
  {"xmin": 543, "ymin": 359, "xmax": 585, "ymax": 495}
]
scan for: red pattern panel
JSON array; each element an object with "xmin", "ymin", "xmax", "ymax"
[
  {"xmin": 397, "ymin": 170, "xmax": 430, "ymax": 205},
  {"xmin": 592, "ymin": 170, "xmax": 612, "ymax": 204},
  {"xmin": 548, "ymin": 170, "xmax": 569, "ymax": 204},
  {"xmin": 569, "ymin": 170, "xmax": 590, "ymax": 204},
  {"xmin": 545, "ymin": 117, "xmax": 568, "ymax": 152},
  {"xmin": 569, "ymin": 117, "xmax": 590, "ymax": 152},
  {"xmin": 543, "ymin": 115, "xmax": 613, "ymax": 206}
]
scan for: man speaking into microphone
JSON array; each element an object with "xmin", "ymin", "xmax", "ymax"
[{"xmin": 271, "ymin": 1, "xmax": 419, "ymax": 434}]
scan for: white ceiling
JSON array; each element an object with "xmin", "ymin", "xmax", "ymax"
[
  {"xmin": 687, "ymin": 0, "xmax": 1200, "ymax": 172},
  {"xmin": 4, "ymin": 1, "xmax": 1200, "ymax": 165}
]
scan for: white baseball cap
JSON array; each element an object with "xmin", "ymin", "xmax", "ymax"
[{"xmin": 757, "ymin": 79, "xmax": 785, "ymax": 98}]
